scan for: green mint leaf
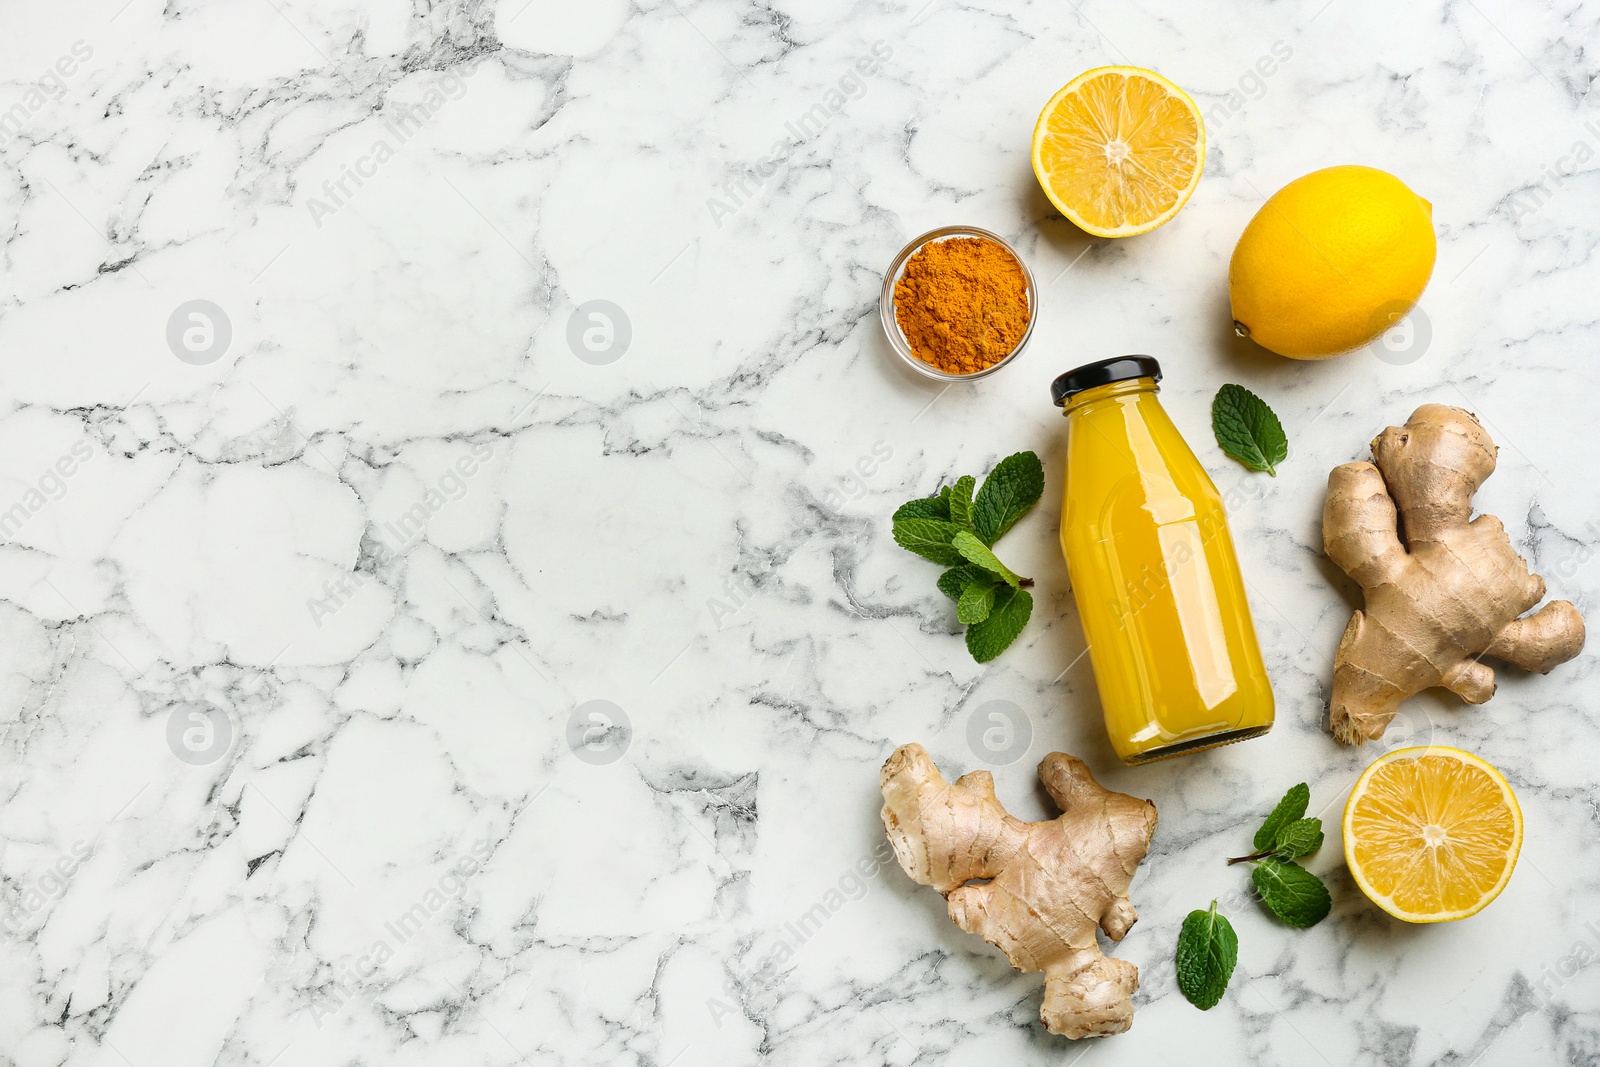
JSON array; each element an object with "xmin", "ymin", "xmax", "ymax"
[
  {"xmin": 948, "ymin": 475, "xmax": 976, "ymax": 529},
  {"xmin": 1212, "ymin": 384, "xmax": 1288, "ymax": 476},
  {"xmin": 972, "ymin": 451, "xmax": 1044, "ymax": 546},
  {"xmin": 956, "ymin": 581, "xmax": 995, "ymax": 624},
  {"xmin": 1251, "ymin": 858, "xmax": 1332, "ymax": 928},
  {"xmin": 1176, "ymin": 900, "xmax": 1238, "ymax": 1011},
  {"xmin": 937, "ymin": 565, "xmax": 993, "ymax": 601},
  {"xmin": 965, "ymin": 586, "xmax": 1032, "ymax": 663},
  {"xmin": 893, "ymin": 495, "xmax": 950, "ymax": 522},
  {"xmin": 892, "ymin": 518, "xmax": 967, "ymax": 567},
  {"xmin": 1270, "ymin": 818, "xmax": 1325, "ymax": 860},
  {"xmin": 951, "ymin": 530, "xmax": 1025, "ymax": 587},
  {"xmin": 1254, "ymin": 783, "xmax": 1310, "ymax": 852}
]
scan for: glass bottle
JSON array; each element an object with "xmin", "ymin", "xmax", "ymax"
[{"xmin": 1054, "ymin": 356, "xmax": 1274, "ymax": 764}]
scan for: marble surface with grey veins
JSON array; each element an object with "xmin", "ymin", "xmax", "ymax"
[{"xmin": 2, "ymin": 0, "xmax": 1599, "ymax": 1064}]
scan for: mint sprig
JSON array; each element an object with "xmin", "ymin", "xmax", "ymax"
[
  {"xmin": 1175, "ymin": 900, "xmax": 1238, "ymax": 1011},
  {"xmin": 1212, "ymin": 383, "xmax": 1288, "ymax": 476},
  {"xmin": 1227, "ymin": 783, "xmax": 1331, "ymax": 923},
  {"xmin": 890, "ymin": 451, "xmax": 1043, "ymax": 663},
  {"xmin": 1229, "ymin": 783, "xmax": 1328, "ymax": 869},
  {"xmin": 1177, "ymin": 783, "xmax": 1331, "ymax": 1013}
]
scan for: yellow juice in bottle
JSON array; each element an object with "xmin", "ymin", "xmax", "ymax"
[{"xmin": 1053, "ymin": 357, "xmax": 1273, "ymax": 764}]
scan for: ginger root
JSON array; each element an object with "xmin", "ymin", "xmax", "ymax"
[
  {"xmin": 879, "ymin": 743, "xmax": 1157, "ymax": 1039},
  {"xmin": 1324, "ymin": 404, "xmax": 1585, "ymax": 744}
]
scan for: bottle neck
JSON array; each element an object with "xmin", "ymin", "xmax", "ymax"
[{"xmin": 1059, "ymin": 377, "xmax": 1159, "ymax": 416}]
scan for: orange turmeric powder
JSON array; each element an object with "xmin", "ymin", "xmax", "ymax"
[{"xmin": 893, "ymin": 237, "xmax": 1030, "ymax": 375}]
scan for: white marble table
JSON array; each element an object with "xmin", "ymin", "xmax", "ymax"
[{"xmin": 3, "ymin": 1, "xmax": 1598, "ymax": 1064}]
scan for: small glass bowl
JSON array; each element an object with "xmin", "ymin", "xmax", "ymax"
[{"xmin": 879, "ymin": 225, "xmax": 1037, "ymax": 383}]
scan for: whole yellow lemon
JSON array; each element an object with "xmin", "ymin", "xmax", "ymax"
[{"xmin": 1228, "ymin": 166, "xmax": 1435, "ymax": 360}]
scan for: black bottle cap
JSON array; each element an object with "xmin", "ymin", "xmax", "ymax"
[{"xmin": 1050, "ymin": 356, "xmax": 1162, "ymax": 407}]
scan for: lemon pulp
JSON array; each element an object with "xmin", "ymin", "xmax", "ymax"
[
  {"xmin": 1032, "ymin": 67, "xmax": 1205, "ymax": 238},
  {"xmin": 1343, "ymin": 746, "xmax": 1522, "ymax": 923}
]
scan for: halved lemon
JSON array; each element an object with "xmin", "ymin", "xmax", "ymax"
[
  {"xmin": 1031, "ymin": 66, "xmax": 1206, "ymax": 238},
  {"xmin": 1343, "ymin": 746, "xmax": 1522, "ymax": 923}
]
